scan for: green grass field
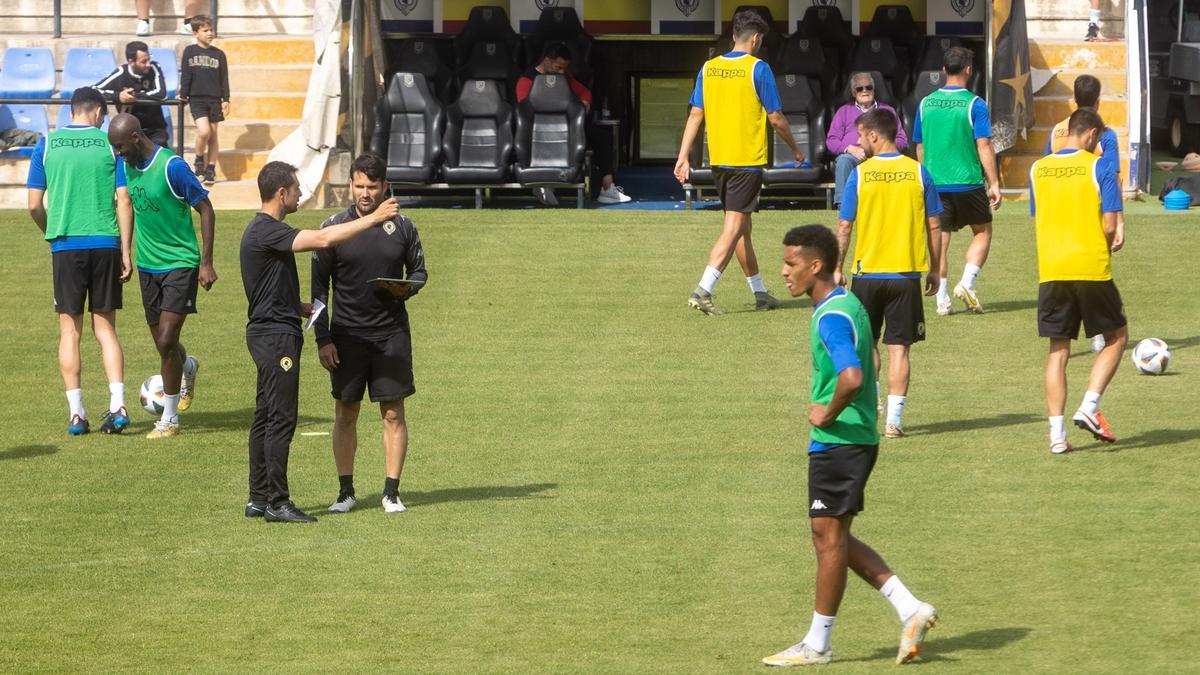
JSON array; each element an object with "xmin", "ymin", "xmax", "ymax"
[{"xmin": 1, "ymin": 201, "xmax": 1197, "ymax": 672}]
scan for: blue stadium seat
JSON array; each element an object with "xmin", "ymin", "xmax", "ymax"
[
  {"xmin": 0, "ymin": 104, "xmax": 50, "ymax": 157},
  {"xmin": 60, "ymin": 48, "xmax": 117, "ymax": 98},
  {"xmin": 0, "ymin": 47, "xmax": 56, "ymax": 99},
  {"xmin": 150, "ymin": 47, "xmax": 178, "ymax": 97}
]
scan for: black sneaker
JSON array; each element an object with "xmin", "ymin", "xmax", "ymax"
[
  {"xmin": 264, "ymin": 501, "xmax": 317, "ymax": 523},
  {"xmin": 1085, "ymin": 23, "xmax": 1099, "ymax": 40},
  {"xmin": 98, "ymin": 406, "xmax": 130, "ymax": 434},
  {"xmin": 203, "ymin": 165, "xmax": 216, "ymax": 185},
  {"xmin": 244, "ymin": 500, "xmax": 268, "ymax": 517},
  {"xmin": 193, "ymin": 156, "xmax": 205, "ymax": 175}
]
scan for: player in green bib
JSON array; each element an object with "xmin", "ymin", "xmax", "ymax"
[
  {"xmin": 763, "ymin": 225, "xmax": 937, "ymax": 667},
  {"xmin": 108, "ymin": 113, "xmax": 216, "ymax": 439}
]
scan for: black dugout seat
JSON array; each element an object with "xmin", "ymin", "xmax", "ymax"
[
  {"xmin": 457, "ymin": 40, "xmax": 521, "ymax": 101},
  {"xmin": 778, "ymin": 32, "xmax": 835, "ymax": 114},
  {"xmin": 850, "ymin": 37, "xmax": 910, "ymax": 99},
  {"xmin": 391, "ymin": 38, "xmax": 454, "ymax": 103},
  {"xmin": 865, "ymin": 5, "xmax": 923, "ymax": 78},
  {"xmin": 902, "ymin": 70, "xmax": 948, "ymax": 152},
  {"xmin": 442, "ymin": 79, "xmax": 514, "ymax": 184},
  {"xmin": 763, "ymin": 75, "xmax": 825, "ymax": 185},
  {"xmin": 718, "ymin": 5, "xmax": 784, "ymax": 66},
  {"xmin": 797, "ymin": 5, "xmax": 854, "ymax": 80},
  {"xmin": 513, "ymin": 74, "xmax": 587, "ymax": 185},
  {"xmin": 523, "ymin": 7, "xmax": 594, "ymax": 88},
  {"xmin": 453, "ymin": 6, "xmax": 522, "ymax": 70},
  {"xmin": 369, "ymin": 72, "xmax": 444, "ymax": 184}
]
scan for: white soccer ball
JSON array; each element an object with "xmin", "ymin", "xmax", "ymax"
[
  {"xmin": 1131, "ymin": 338, "xmax": 1171, "ymax": 375},
  {"xmin": 139, "ymin": 374, "xmax": 166, "ymax": 414}
]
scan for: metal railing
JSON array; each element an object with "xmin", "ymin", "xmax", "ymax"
[
  {"xmin": 53, "ymin": 0, "xmax": 219, "ymax": 38},
  {"xmin": 0, "ymin": 98, "xmax": 188, "ymax": 157}
]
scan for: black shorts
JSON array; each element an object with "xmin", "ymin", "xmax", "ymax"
[
  {"xmin": 139, "ymin": 267, "xmax": 199, "ymax": 325},
  {"xmin": 713, "ymin": 168, "xmax": 761, "ymax": 213},
  {"xmin": 808, "ymin": 444, "xmax": 879, "ymax": 517},
  {"xmin": 188, "ymin": 97, "xmax": 225, "ymax": 124},
  {"xmin": 938, "ymin": 187, "xmax": 992, "ymax": 232},
  {"xmin": 330, "ymin": 332, "xmax": 415, "ymax": 403},
  {"xmin": 1038, "ymin": 280, "xmax": 1127, "ymax": 340},
  {"xmin": 52, "ymin": 248, "xmax": 122, "ymax": 315},
  {"xmin": 851, "ymin": 277, "xmax": 926, "ymax": 345}
]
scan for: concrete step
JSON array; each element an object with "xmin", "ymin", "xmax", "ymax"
[
  {"xmin": 205, "ymin": 179, "xmax": 262, "ymax": 208},
  {"xmin": 999, "ymin": 153, "xmax": 1131, "ymax": 188},
  {"xmin": 1034, "ymin": 97, "xmax": 1127, "ymax": 128},
  {"xmin": 228, "ymin": 65, "xmax": 310, "ymax": 94},
  {"xmin": 5, "ymin": 0, "xmax": 313, "ymax": 15},
  {"xmin": 228, "ymin": 93, "xmax": 305, "ymax": 120},
  {"xmin": 1030, "ymin": 38, "xmax": 1128, "ymax": 71},
  {"xmin": 213, "ymin": 148, "xmax": 272, "ymax": 181},
  {"xmin": 1037, "ymin": 69, "xmax": 1126, "ymax": 98},
  {"xmin": 218, "ymin": 37, "xmax": 313, "ymax": 64},
  {"xmin": 1028, "ymin": 19, "xmax": 1124, "ymax": 41}
]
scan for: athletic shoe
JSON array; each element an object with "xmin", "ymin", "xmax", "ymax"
[
  {"xmin": 885, "ymin": 423, "xmax": 906, "ymax": 439},
  {"xmin": 68, "ymin": 414, "xmax": 90, "ymax": 436},
  {"xmin": 896, "ymin": 602, "xmax": 939, "ymax": 664},
  {"xmin": 245, "ymin": 501, "xmax": 267, "ymax": 517},
  {"xmin": 1050, "ymin": 438, "xmax": 1074, "ymax": 455},
  {"xmin": 877, "ymin": 396, "xmax": 884, "ymax": 414},
  {"xmin": 193, "ymin": 156, "xmax": 205, "ymax": 176},
  {"xmin": 953, "ymin": 283, "xmax": 983, "ymax": 313},
  {"xmin": 1090, "ymin": 335, "xmax": 1106, "ymax": 353},
  {"xmin": 99, "ymin": 407, "xmax": 130, "ymax": 434},
  {"xmin": 179, "ymin": 21, "xmax": 194, "ymax": 35},
  {"xmin": 146, "ymin": 419, "xmax": 179, "ymax": 439},
  {"xmin": 688, "ymin": 291, "xmax": 722, "ymax": 316},
  {"xmin": 382, "ymin": 494, "xmax": 407, "ymax": 513},
  {"xmin": 596, "ymin": 184, "xmax": 632, "ymax": 204},
  {"xmin": 762, "ymin": 642, "xmax": 832, "ymax": 667},
  {"xmin": 203, "ymin": 165, "xmax": 216, "ymax": 185},
  {"xmin": 1073, "ymin": 409, "xmax": 1116, "ymax": 443},
  {"xmin": 135, "ymin": 19, "xmax": 150, "ymax": 36},
  {"xmin": 179, "ymin": 356, "xmax": 198, "ymax": 411},
  {"xmin": 328, "ymin": 493, "xmax": 357, "ymax": 513},
  {"xmin": 936, "ymin": 299, "xmax": 953, "ymax": 316},
  {"xmin": 755, "ymin": 291, "xmax": 784, "ymax": 311},
  {"xmin": 1085, "ymin": 23, "xmax": 1099, "ymax": 41},
  {"xmin": 533, "ymin": 187, "xmax": 558, "ymax": 206},
  {"xmin": 264, "ymin": 501, "xmax": 317, "ymax": 523}
]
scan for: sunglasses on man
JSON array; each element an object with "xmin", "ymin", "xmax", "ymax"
[{"xmin": 854, "ymin": 85, "xmax": 874, "ymax": 93}]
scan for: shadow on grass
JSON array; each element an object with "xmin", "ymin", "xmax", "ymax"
[
  {"xmin": 975, "ymin": 299, "xmax": 1038, "ymax": 314},
  {"xmin": 845, "ymin": 627, "xmax": 1033, "ymax": 664},
  {"xmin": 0, "ymin": 444, "xmax": 58, "ymax": 461},
  {"xmin": 302, "ymin": 483, "xmax": 557, "ymax": 513},
  {"xmin": 1158, "ymin": 335, "xmax": 1200, "ymax": 351},
  {"xmin": 173, "ymin": 408, "xmax": 328, "ymax": 433},
  {"xmin": 903, "ymin": 413, "xmax": 1041, "ymax": 437},
  {"xmin": 1087, "ymin": 427, "xmax": 1200, "ymax": 453}
]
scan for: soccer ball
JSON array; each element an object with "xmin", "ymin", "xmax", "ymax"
[
  {"xmin": 1131, "ymin": 338, "xmax": 1171, "ymax": 375},
  {"xmin": 139, "ymin": 375, "xmax": 166, "ymax": 414}
]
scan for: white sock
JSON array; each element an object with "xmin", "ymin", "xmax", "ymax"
[
  {"xmin": 1049, "ymin": 415, "xmax": 1066, "ymax": 441},
  {"xmin": 802, "ymin": 612, "xmax": 836, "ymax": 653},
  {"xmin": 1080, "ymin": 391, "xmax": 1102, "ymax": 416},
  {"xmin": 108, "ymin": 382, "xmax": 125, "ymax": 413},
  {"xmin": 886, "ymin": 395, "xmax": 906, "ymax": 427},
  {"xmin": 747, "ymin": 273, "xmax": 767, "ymax": 294},
  {"xmin": 698, "ymin": 266, "xmax": 721, "ymax": 294},
  {"xmin": 1089, "ymin": 9, "xmax": 1101, "ymax": 24},
  {"xmin": 161, "ymin": 393, "xmax": 180, "ymax": 424},
  {"xmin": 66, "ymin": 388, "xmax": 85, "ymax": 419},
  {"xmin": 936, "ymin": 278, "xmax": 949, "ymax": 302},
  {"xmin": 961, "ymin": 263, "xmax": 981, "ymax": 291},
  {"xmin": 880, "ymin": 575, "xmax": 922, "ymax": 622}
]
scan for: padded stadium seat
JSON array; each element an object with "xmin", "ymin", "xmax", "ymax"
[
  {"xmin": 797, "ymin": 6, "xmax": 853, "ymax": 81},
  {"xmin": 686, "ymin": 120, "xmax": 714, "ymax": 187},
  {"xmin": 513, "ymin": 74, "xmax": 586, "ymax": 185},
  {"xmin": 850, "ymin": 39, "xmax": 910, "ymax": 99},
  {"xmin": 763, "ymin": 75, "xmax": 825, "ymax": 185},
  {"xmin": 778, "ymin": 33, "xmax": 835, "ymax": 115},
  {"xmin": 902, "ymin": 70, "xmax": 948, "ymax": 152},
  {"xmin": 442, "ymin": 79, "xmax": 514, "ymax": 184},
  {"xmin": 59, "ymin": 48, "xmax": 117, "ymax": 98},
  {"xmin": 457, "ymin": 40, "xmax": 520, "ymax": 102},
  {"xmin": 392, "ymin": 38, "xmax": 454, "ymax": 103},
  {"xmin": 0, "ymin": 104, "xmax": 50, "ymax": 156},
  {"xmin": 865, "ymin": 5, "xmax": 923, "ymax": 78},
  {"xmin": 915, "ymin": 36, "xmax": 963, "ymax": 75},
  {"xmin": 150, "ymin": 47, "xmax": 178, "ymax": 97},
  {"xmin": 837, "ymin": 70, "xmax": 899, "ymax": 110},
  {"xmin": 453, "ymin": 6, "xmax": 522, "ymax": 71},
  {"xmin": 717, "ymin": 5, "xmax": 783, "ymax": 67},
  {"xmin": 0, "ymin": 47, "xmax": 56, "ymax": 99},
  {"xmin": 523, "ymin": 6, "xmax": 594, "ymax": 88},
  {"xmin": 369, "ymin": 72, "xmax": 445, "ymax": 184}
]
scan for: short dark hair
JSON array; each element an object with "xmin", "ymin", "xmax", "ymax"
[
  {"xmin": 732, "ymin": 9, "xmax": 770, "ymax": 41},
  {"xmin": 1067, "ymin": 108, "xmax": 1106, "ymax": 138},
  {"xmin": 349, "ymin": 153, "xmax": 387, "ymax": 183},
  {"xmin": 190, "ymin": 15, "xmax": 212, "ymax": 31},
  {"xmin": 541, "ymin": 42, "xmax": 572, "ymax": 62},
  {"xmin": 125, "ymin": 41, "xmax": 149, "ymax": 61},
  {"xmin": 943, "ymin": 46, "xmax": 974, "ymax": 75},
  {"xmin": 71, "ymin": 87, "xmax": 107, "ymax": 116},
  {"xmin": 258, "ymin": 161, "xmax": 298, "ymax": 202},
  {"xmin": 855, "ymin": 107, "xmax": 898, "ymax": 142},
  {"xmin": 783, "ymin": 225, "xmax": 839, "ymax": 274},
  {"xmin": 1073, "ymin": 74, "xmax": 1101, "ymax": 109}
]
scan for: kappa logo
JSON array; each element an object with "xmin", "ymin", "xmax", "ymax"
[
  {"xmin": 811, "ymin": 499, "xmax": 827, "ymax": 510},
  {"xmin": 675, "ymin": 0, "xmax": 700, "ymax": 17},
  {"xmin": 705, "ymin": 66, "xmax": 746, "ymax": 79},
  {"xmin": 129, "ymin": 185, "xmax": 161, "ymax": 213},
  {"xmin": 924, "ymin": 98, "xmax": 968, "ymax": 109},
  {"xmin": 50, "ymin": 137, "xmax": 105, "ymax": 150},
  {"xmin": 393, "ymin": 0, "xmax": 418, "ymax": 16},
  {"xmin": 1036, "ymin": 165, "xmax": 1086, "ymax": 179},
  {"xmin": 951, "ymin": 0, "xmax": 976, "ymax": 19},
  {"xmin": 862, "ymin": 170, "xmax": 916, "ymax": 183},
  {"xmin": 279, "ymin": 356, "xmax": 293, "ymax": 371}
]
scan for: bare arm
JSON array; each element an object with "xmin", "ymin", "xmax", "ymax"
[
  {"xmin": 28, "ymin": 188, "xmax": 46, "ymax": 233},
  {"xmin": 924, "ymin": 215, "xmax": 942, "ymax": 296},
  {"xmin": 809, "ymin": 367, "xmax": 864, "ymax": 428},
  {"xmin": 977, "ymin": 137, "xmax": 1002, "ymax": 208},
  {"xmin": 835, "ymin": 218, "xmax": 853, "ymax": 285},
  {"xmin": 194, "ymin": 197, "xmax": 217, "ymax": 289},
  {"xmin": 673, "ymin": 106, "xmax": 705, "ymax": 185},
  {"xmin": 115, "ymin": 187, "xmax": 133, "ymax": 282},
  {"xmin": 291, "ymin": 198, "xmax": 399, "ymax": 252},
  {"xmin": 915, "ymin": 142, "xmax": 923, "ymax": 164},
  {"xmin": 1102, "ymin": 211, "xmax": 1118, "ymax": 248},
  {"xmin": 768, "ymin": 110, "xmax": 805, "ymax": 164}
]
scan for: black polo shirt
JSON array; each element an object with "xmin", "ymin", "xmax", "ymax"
[{"xmin": 240, "ymin": 212, "xmax": 302, "ymax": 337}]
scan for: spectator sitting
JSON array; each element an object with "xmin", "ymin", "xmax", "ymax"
[
  {"xmin": 94, "ymin": 41, "xmax": 169, "ymax": 147},
  {"xmin": 516, "ymin": 42, "xmax": 631, "ymax": 206},
  {"xmin": 826, "ymin": 72, "xmax": 908, "ymax": 208}
]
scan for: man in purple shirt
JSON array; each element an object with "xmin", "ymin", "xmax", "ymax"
[{"xmin": 826, "ymin": 72, "xmax": 907, "ymax": 208}]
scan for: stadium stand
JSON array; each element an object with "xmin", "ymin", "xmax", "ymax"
[
  {"xmin": 370, "ymin": 72, "xmax": 444, "ymax": 186},
  {"xmin": 0, "ymin": 47, "xmax": 56, "ymax": 98},
  {"xmin": 0, "ymin": 104, "xmax": 49, "ymax": 157},
  {"xmin": 59, "ymin": 48, "xmax": 117, "ymax": 98}
]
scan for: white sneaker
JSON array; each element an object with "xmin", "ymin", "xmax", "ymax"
[
  {"xmin": 179, "ymin": 21, "xmax": 194, "ymax": 35},
  {"xmin": 897, "ymin": 602, "xmax": 938, "ymax": 664},
  {"xmin": 953, "ymin": 283, "xmax": 983, "ymax": 313},
  {"xmin": 1050, "ymin": 438, "xmax": 1073, "ymax": 455},
  {"xmin": 596, "ymin": 184, "xmax": 632, "ymax": 204},
  {"xmin": 762, "ymin": 642, "xmax": 832, "ymax": 666},
  {"xmin": 135, "ymin": 19, "xmax": 151, "ymax": 36},
  {"xmin": 382, "ymin": 494, "xmax": 407, "ymax": 513},
  {"xmin": 328, "ymin": 493, "xmax": 357, "ymax": 513},
  {"xmin": 1090, "ymin": 334, "xmax": 1106, "ymax": 353},
  {"xmin": 936, "ymin": 298, "xmax": 953, "ymax": 316}
]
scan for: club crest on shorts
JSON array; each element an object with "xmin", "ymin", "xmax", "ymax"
[
  {"xmin": 393, "ymin": 0, "xmax": 418, "ymax": 17},
  {"xmin": 280, "ymin": 356, "xmax": 293, "ymax": 371},
  {"xmin": 383, "ymin": 220, "xmax": 396, "ymax": 235},
  {"xmin": 917, "ymin": 322, "xmax": 926, "ymax": 338},
  {"xmin": 675, "ymin": 0, "xmax": 700, "ymax": 17}
]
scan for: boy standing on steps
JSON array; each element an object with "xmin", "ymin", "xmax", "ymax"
[{"xmin": 180, "ymin": 15, "xmax": 230, "ymax": 186}]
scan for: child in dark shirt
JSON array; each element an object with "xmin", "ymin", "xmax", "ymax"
[{"xmin": 180, "ymin": 15, "xmax": 230, "ymax": 185}]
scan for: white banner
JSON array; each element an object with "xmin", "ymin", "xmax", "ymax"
[
  {"xmin": 926, "ymin": 0, "xmax": 986, "ymax": 36},
  {"xmin": 379, "ymin": 0, "xmax": 434, "ymax": 32},
  {"xmin": 510, "ymin": 0, "xmax": 580, "ymax": 34},
  {"xmin": 788, "ymin": 0, "xmax": 852, "ymax": 34},
  {"xmin": 652, "ymin": 0, "xmax": 717, "ymax": 35}
]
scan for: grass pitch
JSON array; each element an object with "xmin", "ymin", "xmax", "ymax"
[{"xmin": 0, "ymin": 200, "xmax": 1197, "ymax": 672}]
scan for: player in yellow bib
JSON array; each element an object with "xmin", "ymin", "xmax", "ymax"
[{"xmin": 674, "ymin": 9, "xmax": 806, "ymax": 316}]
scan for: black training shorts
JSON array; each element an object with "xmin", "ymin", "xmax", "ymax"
[
  {"xmin": 52, "ymin": 248, "xmax": 123, "ymax": 315},
  {"xmin": 139, "ymin": 267, "xmax": 199, "ymax": 325},
  {"xmin": 808, "ymin": 444, "xmax": 879, "ymax": 517},
  {"xmin": 1037, "ymin": 280, "xmax": 1126, "ymax": 340},
  {"xmin": 713, "ymin": 167, "xmax": 761, "ymax": 213},
  {"xmin": 938, "ymin": 187, "xmax": 992, "ymax": 232},
  {"xmin": 329, "ymin": 332, "xmax": 415, "ymax": 403},
  {"xmin": 188, "ymin": 97, "xmax": 225, "ymax": 124},
  {"xmin": 851, "ymin": 276, "xmax": 926, "ymax": 345}
]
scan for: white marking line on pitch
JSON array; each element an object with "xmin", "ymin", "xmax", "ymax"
[{"xmin": 300, "ymin": 432, "xmax": 329, "ymax": 436}]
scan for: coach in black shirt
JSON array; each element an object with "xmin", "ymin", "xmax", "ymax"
[
  {"xmin": 240, "ymin": 161, "xmax": 398, "ymax": 523},
  {"xmin": 312, "ymin": 153, "xmax": 427, "ymax": 514},
  {"xmin": 94, "ymin": 41, "xmax": 168, "ymax": 146}
]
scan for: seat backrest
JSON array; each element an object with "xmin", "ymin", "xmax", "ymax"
[
  {"xmin": 719, "ymin": 5, "xmax": 783, "ymax": 66},
  {"xmin": 524, "ymin": 8, "xmax": 594, "ymax": 86},
  {"xmin": 902, "ymin": 70, "xmax": 947, "ymax": 146},
  {"xmin": 772, "ymin": 75, "xmax": 824, "ymax": 166},
  {"xmin": 394, "ymin": 38, "xmax": 452, "ymax": 102},
  {"xmin": 915, "ymin": 36, "xmax": 962, "ymax": 74},
  {"xmin": 798, "ymin": 6, "xmax": 852, "ymax": 50},
  {"xmin": 778, "ymin": 33, "xmax": 830, "ymax": 104},
  {"xmin": 61, "ymin": 48, "xmax": 118, "ymax": 98},
  {"xmin": 0, "ymin": 47, "xmax": 57, "ymax": 98},
  {"xmin": 851, "ymin": 38, "xmax": 909, "ymax": 96},
  {"xmin": 0, "ymin": 104, "xmax": 50, "ymax": 137},
  {"xmin": 149, "ymin": 47, "xmax": 178, "ymax": 98},
  {"xmin": 865, "ymin": 5, "xmax": 922, "ymax": 55},
  {"xmin": 458, "ymin": 40, "xmax": 518, "ymax": 86},
  {"xmin": 453, "ymin": 6, "xmax": 520, "ymax": 68},
  {"xmin": 516, "ymin": 73, "xmax": 584, "ymax": 168},
  {"xmin": 444, "ymin": 79, "xmax": 512, "ymax": 169},
  {"xmin": 381, "ymin": 72, "xmax": 443, "ymax": 168}
]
